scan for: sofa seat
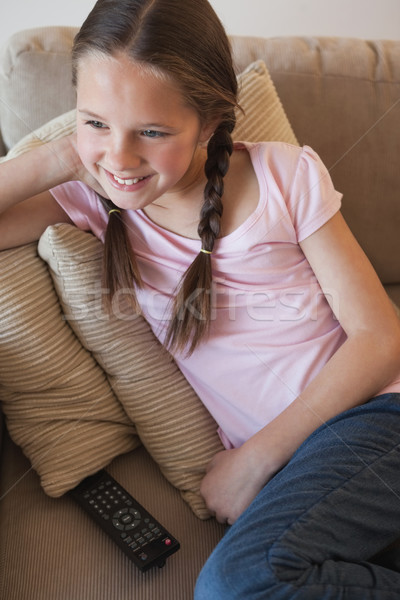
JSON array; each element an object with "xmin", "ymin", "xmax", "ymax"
[{"xmin": 0, "ymin": 431, "xmax": 225, "ymax": 600}]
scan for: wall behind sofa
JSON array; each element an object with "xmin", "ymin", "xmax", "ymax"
[{"xmin": 0, "ymin": 0, "xmax": 399, "ymax": 49}]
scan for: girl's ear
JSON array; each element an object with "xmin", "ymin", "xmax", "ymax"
[{"xmin": 198, "ymin": 119, "xmax": 220, "ymax": 146}]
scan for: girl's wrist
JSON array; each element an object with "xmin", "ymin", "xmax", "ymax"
[
  {"xmin": 41, "ymin": 134, "xmax": 83, "ymax": 186},
  {"xmin": 0, "ymin": 139, "xmax": 76, "ymax": 213},
  {"xmin": 240, "ymin": 430, "xmax": 289, "ymax": 486}
]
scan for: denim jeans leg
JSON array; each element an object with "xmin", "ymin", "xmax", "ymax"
[{"xmin": 194, "ymin": 393, "xmax": 400, "ymax": 600}]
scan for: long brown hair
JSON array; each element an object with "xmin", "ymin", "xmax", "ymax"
[{"xmin": 72, "ymin": 0, "xmax": 238, "ymax": 354}]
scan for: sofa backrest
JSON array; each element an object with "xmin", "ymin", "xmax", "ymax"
[
  {"xmin": 0, "ymin": 27, "xmax": 399, "ymax": 288},
  {"xmin": 231, "ymin": 36, "xmax": 400, "ymax": 287},
  {"xmin": 0, "ymin": 27, "xmax": 77, "ymax": 152}
]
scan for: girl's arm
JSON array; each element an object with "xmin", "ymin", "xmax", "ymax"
[
  {"xmin": 0, "ymin": 192, "xmax": 72, "ymax": 250},
  {"xmin": 201, "ymin": 211, "xmax": 400, "ymax": 523},
  {"xmin": 0, "ymin": 134, "xmax": 102, "ymax": 250}
]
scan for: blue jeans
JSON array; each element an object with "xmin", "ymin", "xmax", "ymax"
[{"xmin": 194, "ymin": 393, "xmax": 400, "ymax": 599}]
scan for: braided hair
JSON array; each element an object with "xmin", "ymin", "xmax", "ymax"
[
  {"xmin": 164, "ymin": 120, "xmax": 235, "ymax": 354},
  {"xmin": 72, "ymin": 0, "xmax": 239, "ymax": 354}
]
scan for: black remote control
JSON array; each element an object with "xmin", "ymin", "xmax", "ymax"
[{"xmin": 69, "ymin": 470, "xmax": 180, "ymax": 571}]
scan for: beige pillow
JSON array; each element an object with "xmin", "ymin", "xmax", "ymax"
[
  {"xmin": 2, "ymin": 109, "xmax": 76, "ymax": 160},
  {"xmin": 234, "ymin": 59, "xmax": 298, "ymax": 144},
  {"xmin": 0, "ymin": 243, "xmax": 139, "ymax": 497},
  {"xmin": 4, "ymin": 60, "xmax": 298, "ymax": 161},
  {"xmin": 38, "ymin": 224, "xmax": 224, "ymax": 520}
]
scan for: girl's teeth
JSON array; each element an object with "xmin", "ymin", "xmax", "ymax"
[{"xmin": 113, "ymin": 175, "xmax": 144, "ymax": 185}]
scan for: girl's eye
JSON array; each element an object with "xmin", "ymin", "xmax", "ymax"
[
  {"xmin": 142, "ymin": 129, "xmax": 165, "ymax": 138},
  {"xmin": 86, "ymin": 120, "xmax": 106, "ymax": 129}
]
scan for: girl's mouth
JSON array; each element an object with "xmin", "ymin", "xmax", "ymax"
[
  {"xmin": 113, "ymin": 174, "xmax": 145, "ymax": 185},
  {"xmin": 104, "ymin": 168, "xmax": 151, "ymax": 191}
]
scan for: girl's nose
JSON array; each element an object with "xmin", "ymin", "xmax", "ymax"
[{"xmin": 106, "ymin": 138, "xmax": 142, "ymax": 172}]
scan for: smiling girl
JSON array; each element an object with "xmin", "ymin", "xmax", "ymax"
[{"xmin": 1, "ymin": 0, "xmax": 400, "ymax": 598}]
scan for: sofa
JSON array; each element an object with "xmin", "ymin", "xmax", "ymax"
[{"xmin": 0, "ymin": 26, "xmax": 399, "ymax": 600}]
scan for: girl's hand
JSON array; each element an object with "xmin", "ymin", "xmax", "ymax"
[
  {"xmin": 54, "ymin": 134, "xmax": 108, "ymax": 197},
  {"xmin": 0, "ymin": 133, "xmax": 110, "ymax": 249},
  {"xmin": 200, "ymin": 443, "xmax": 281, "ymax": 525}
]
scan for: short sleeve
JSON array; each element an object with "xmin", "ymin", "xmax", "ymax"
[
  {"xmin": 50, "ymin": 181, "xmax": 108, "ymax": 241},
  {"xmin": 286, "ymin": 145, "xmax": 342, "ymax": 242}
]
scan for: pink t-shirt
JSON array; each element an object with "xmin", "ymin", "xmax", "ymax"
[{"xmin": 51, "ymin": 142, "xmax": 400, "ymax": 448}]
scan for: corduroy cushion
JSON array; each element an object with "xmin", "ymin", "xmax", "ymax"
[
  {"xmin": 4, "ymin": 59, "xmax": 298, "ymax": 161},
  {"xmin": 0, "ymin": 243, "xmax": 139, "ymax": 497},
  {"xmin": 38, "ymin": 224, "xmax": 224, "ymax": 520},
  {"xmin": 234, "ymin": 59, "xmax": 298, "ymax": 144}
]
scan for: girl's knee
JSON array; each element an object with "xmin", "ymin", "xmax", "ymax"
[
  {"xmin": 194, "ymin": 546, "xmax": 235, "ymax": 600},
  {"xmin": 194, "ymin": 537, "xmax": 279, "ymax": 599}
]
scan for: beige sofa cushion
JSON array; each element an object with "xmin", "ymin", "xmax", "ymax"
[
  {"xmin": 0, "ymin": 236, "xmax": 223, "ymax": 519},
  {"xmin": 0, "ymin": 243, "xmax": 139, "ymax": 497},
  {"xmin": 234, "ymin": 59, "xmax": 297, "ymax": 144},
  {"xmin": 2, "ymin": 109, "xmax": 77, "ymax": 159},
  {"xmin": 38, "ymin": 224, "xmax": 224, "ymax": 520},
  {"xmin": 0, "ymin": 26, "xmax": 77, "ymax": 152}
]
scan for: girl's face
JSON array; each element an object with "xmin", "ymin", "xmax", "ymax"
[{"xmin": 76, "ymin": 52, "xmax": 214, "ymax": 211}]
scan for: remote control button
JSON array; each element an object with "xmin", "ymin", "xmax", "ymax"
[
  {"xmin": 121, "ymin": 514, "xmax": 135, "ymax": 525},
  {"xmin": 129, "ymin": 542, "xmax": 139, "ymax": 550},
  {"xmin": 164, "ymin": 538, "xmax": 172, "ymax": 546},
  {"xmin": 112, "ymin": 519, "xmax": 125, "ymax": 531},
  {"xmin": 129, "ymin": 508, "xmax": 141, "ymax": 519}
]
